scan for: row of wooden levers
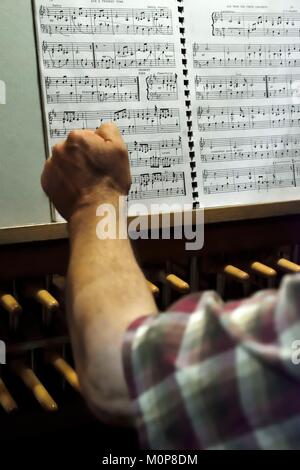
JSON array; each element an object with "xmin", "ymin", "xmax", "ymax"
[{"xmin": 0, "ymin": 249, "xmax": 300, "ymax": 415}]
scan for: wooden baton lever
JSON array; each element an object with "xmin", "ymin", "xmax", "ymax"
[
  {"xmin": 147, "ymin": 281, "xmax": 160, "ymax": 296},
  {"xmin": 250, "ymin": 262, "xmax": 277, "ymax": 278},
  {"xmin": 0, "ymin": 378, "xmax": 18, "ymax": 413},
  {"xmin": 224, "ymin": 265, "xmax": 250, "ymax": 282},
  {"xmin": 165, "ymin": 274, "xmax": 190, "ymax": 294},
  {"xmin": 0, "ymin": 292, "xmax": 22, "ymax": 316},
  {"xmin": 47, "ymin": 352, "xmax": 80, "ymax": 393},
  {"xmin": 24, "ymin": 285, "xmax": 59, "ymax": 312},
  {"xmin": 12, "ymin": 361, "xmax": 58, "ymax": 412},
  {"xmin": 277, "ymin": 258, "xmax": 300, "ymax": 273}
]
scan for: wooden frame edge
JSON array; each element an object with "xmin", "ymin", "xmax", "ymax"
[{"xmin": 0, "ymin": 201, "xmax": 299, "ymax": 245}]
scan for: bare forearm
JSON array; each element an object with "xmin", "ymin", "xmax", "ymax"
[
  {"xmin": 66, "ymin": 196, "xmax": 158, "ymax": 423},
  {"xmin": 40, "ymin": 123, "xmax": 154, "ymax": 423}
]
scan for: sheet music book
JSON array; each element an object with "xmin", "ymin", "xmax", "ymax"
[{"xmin": 33, "ymin": 0, "xmax": 300, "ymax": 218}]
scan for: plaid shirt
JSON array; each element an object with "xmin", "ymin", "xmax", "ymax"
[{"xmin": 122, "ymin": 274, "xmax": 300, "ymax": 450}]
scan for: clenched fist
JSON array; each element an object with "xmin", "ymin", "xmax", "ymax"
[{"xmin": 41, "ymin": 123, "xmax": 131, "ymax": 220}]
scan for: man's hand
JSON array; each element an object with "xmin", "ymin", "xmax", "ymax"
[
  {"xmin": 41, "ymin": 123, "xmax": 157, "ymax": 426},
  {"xmin": 41, "ymin": 123, "xmax": 131, "ymax": 220}
]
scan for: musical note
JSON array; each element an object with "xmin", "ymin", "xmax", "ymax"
[
  {"xmin": 197, "ymin": 104, "xmax": 300, "ymax": 132},
  {"xmin": 39, "ymin": 6, "xmax": 173, "ymax": 36},
  {"xmin": 195, "ymin": 73, "xmax": 300, "ymax": 101},
  {"xmin": 129, "ymin": 171, "xmax": 186, "ymax": 200},
  {"xmin": 45, "ymin": 75, "xmax": 140, "ymax": 104},
  {"xmin": 193, "ymin": 43, "xmax": 300, "ymax": 69},
  {"xmin": 212, "ymin": 11, "xmax": 300, "ymax": 38},
  {"xmin": 48, "ymin": 107, "xmax": 181, "ymax": 138},
  {"xmin": 128, "ymin": 138, "xmax": 183, "ymax": 168},
  {"xmin": 146, "ymin": 73, "xmax": 178, "ymax": 101},
  {"xmin": 181, "ymin": 0, "xmax": 300, "ymax": 204},
  {"xmin": 203, "ymin": 162, "xmax": 297, "ymax": 194},
  {"xmin": 200, "ymin": 134, "xmax": 300, "ymax": 163},
  {"xmin": 294, "ymin": 161, "xmax": 300, "ymax": 185},
  {"xmin": 34, "ymin": 0, "xmax": 191, "ymax": 205},
  {"xmin": 42, "ymin": 41, "xmax": 176, "ymax": 69}
]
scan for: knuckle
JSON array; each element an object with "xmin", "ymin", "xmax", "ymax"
[
  {"xmin": 67, "ymin": 130, "xmax": 84, "ymax": 146},
  {"xmin": 52, "ymin": 143, "xmax": 63, "ymax": 157},
  {"xmin": 115, "ymin": 140, "xmax": 128, "ymax": 155},
  {"xmin": 102, "ymin": 121, "xmax": 115, "ymax": 130}
]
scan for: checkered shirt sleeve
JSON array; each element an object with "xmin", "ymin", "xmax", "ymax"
[{"xmin": 122, "ymin": 275, "xmax": 300, "ymax": 449}]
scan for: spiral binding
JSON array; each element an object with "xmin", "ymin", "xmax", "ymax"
[{"xmin": 178, "ymin": 0, "xmax": 199, "ymax": 209}]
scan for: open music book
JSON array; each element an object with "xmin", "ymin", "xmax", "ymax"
[{"xmin": 33, "ymin": 0, "xmax": 300, "ymax": 219}]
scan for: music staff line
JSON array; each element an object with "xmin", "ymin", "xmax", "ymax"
[
  {"xmin": 39, "ymin": 6, "xmax": 173, "ymax": 36},
  {"xmin": 195, "ymin": 73, "xmax": 300, "ymax": 101},
  {"xmin": 146, "ymin": 73, "xmax": 178, "ymax": 101},
  {"xmin": 48, "ymin": 107, "xmax": 180, "ymax": 138},
  {"xmin": 129, "ymin": 186, "xmax": 186, "ymax": 200},
  {"xmin": 42, "ymin": 41, "xmax": 176, "ymax": 69},
  {"xmin": 130, "ymin": 171, "xmax": 186, "ymax": 200},
  {"xmin": 199, "ymin": 134, "xmax": 300, "ymax": 163},
  {"xmin": 212, "ymin": 11, "xmax": 300, "ymax": 38},
  {"xmin": 128, "ymin": 138, "xmax": 183, "ymax": 168},
  {"xmin": 203, "ymin": 161, "xmax": 300, "ymax": 195},
  {"xmin": 45, "ymin": 75, "xmax": 139, "ymax": 104},
  {"xmin": 132, "ymin": 171, "xmax": 184, "ymax": 185},
  {"xmin": 198, "ymin": 104, "xmax": 300, "ymax": 132},
  {"xmin": 193, "ymin": 43, "xmax": 300, "ymax": 69},
  {"xmin": 44, "ymin": 73, "xmax": 178, "ymax": 104}
]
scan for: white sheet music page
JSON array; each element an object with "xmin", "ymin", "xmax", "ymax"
[
  {"xmin": 184, "ymin": 0, "xmax": 300, "ymax": 208},
  {"xmin": 33, "ymin": 0, "xmax": 193, "ymax": 218}
]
